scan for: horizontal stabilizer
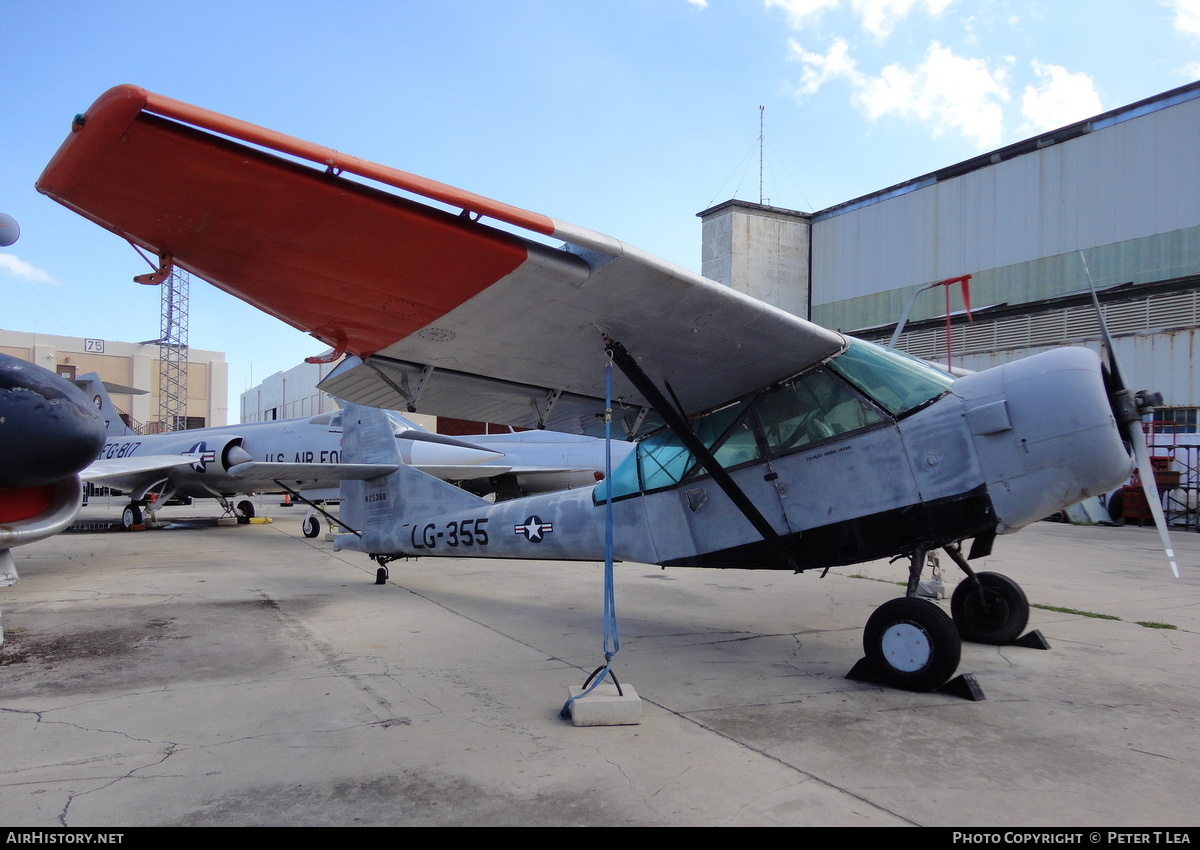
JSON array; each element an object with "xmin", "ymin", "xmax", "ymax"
[{"xmin": 228, "ymin": 461, "xmax": 400, "ymax": 486}]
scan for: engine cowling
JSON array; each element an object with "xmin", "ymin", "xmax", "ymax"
[{"xmin": 160, "ymin": 435, "xmax": 253, "ymax": 497}]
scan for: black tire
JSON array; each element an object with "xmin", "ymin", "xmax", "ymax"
[
  {"xmin": 951, "ymin": 571, "xmax": 1029, "ymax": 645},
  {"xmin": 302, "ymin": 516, "xmax": 321, "ymax": 538},
  {"xmin": 121, "ymin": 504, "xmax": 142, "ymax": 529},
  {"xmin": 236, "ymin": 499, "xmax": 255, "ymax": 520},
  {"xmin": 863, "ymin": 597, "xmax": 962, "ymax": 691}
]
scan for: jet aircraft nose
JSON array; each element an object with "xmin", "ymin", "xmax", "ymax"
[
  {"xmin": 0, "ymin": 354, "xmax": 106, "ymax": 489},
  {"xmin": 395, "ymin": 430, "xmax": 505, "ymax": 469},
  {"xmin": 953, "ymin": 347, "xmax": 1131, "ymax": 533}
]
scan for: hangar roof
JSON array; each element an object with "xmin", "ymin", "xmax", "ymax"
[{"xmin": 812, "ymin": 79, "xmax": 1200, "ymax": 223}]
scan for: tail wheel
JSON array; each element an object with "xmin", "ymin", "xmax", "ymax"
[
  {"xmin": 863, "ymin": 597, "xmax": 961, "ymax": 691},
  {"xmin": 302, "ymin": 516, "xmax": 321, "ymax": 538},
  {"xmin": 951, "ymin": 571, "xmax": 1029, "ymax": 645}
]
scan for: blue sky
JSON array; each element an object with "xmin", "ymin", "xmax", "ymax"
[{"xmin": 3, "ymin": 1, "xmax": 1199, "ymax": 420}]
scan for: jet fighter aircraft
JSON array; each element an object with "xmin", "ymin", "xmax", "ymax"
[
  {"xmin": 78, "ymin": 373, "xmax": 629, "ymax": 532},
  {"xmin": 36, "ymin": 85, "xmax": 1169, "ymax": 692}
]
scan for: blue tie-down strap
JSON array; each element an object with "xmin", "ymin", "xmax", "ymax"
[{"xmin": 559, "ymin": 357, "xmax": 622, "ymax": 720}]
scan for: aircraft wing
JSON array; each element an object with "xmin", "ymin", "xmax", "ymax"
[
  {"xmin": 37, "ymin": 85, "xmax": 846, "ymax": 437},
  {"xmin": 83, "ymin": 455, "xmax": 197, "ymax": 494}
]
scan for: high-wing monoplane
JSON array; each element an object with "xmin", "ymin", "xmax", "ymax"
[
  {"xmin": 78, "ymin": 372, "xmax": 627, "ymax": 532},
  {"xmin": 36, "ymin": 85, "xmax": 1171, "ymax": 693}
]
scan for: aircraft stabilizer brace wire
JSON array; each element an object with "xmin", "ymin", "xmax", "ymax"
[{"xmin": 560, "ymin": 354, "xmax": 622, "ymax": 717}]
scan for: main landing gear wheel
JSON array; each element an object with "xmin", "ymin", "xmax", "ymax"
[
  {"xmin": 951, "ymin": 571, "xmax": 1029, "ymax": 645},
  {"xmin": 863, "ymin": 597, "xmax": 962, "ymax": 692},
  {"xmin": 302, "ymin": 515, "xmax": 321, "ymax": 538},
  {"xmin": 121, "ymin": 504, "xmax": 142, "ymax": 530},
  {"xmin": 236, "ymin": 499, "xmax": 255, "ymax": 521}
]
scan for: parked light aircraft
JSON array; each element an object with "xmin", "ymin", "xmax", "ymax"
[
  {"xmin": 37, "ymin": 85, "xmax": 1174, "ymax": 692},
  {"xmin": 0, "ymin": 353, "xmax": 106, "ymax": 582},
  {"xmin": 78, "ymin": 373, "xmax": 629, "ymax": 533}
]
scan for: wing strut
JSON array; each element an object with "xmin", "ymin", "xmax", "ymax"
[
  {"xmin": 605, "ymin": 339, "xmax": 799, "ymax": 572},
  {"xmin": 272, "ymin": 480, "xmax": 362, "ymax": 537}
]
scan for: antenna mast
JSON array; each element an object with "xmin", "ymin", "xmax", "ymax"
[{"xmin": 758, "ymin": 105, "xmax": 765, "ymax": 205}]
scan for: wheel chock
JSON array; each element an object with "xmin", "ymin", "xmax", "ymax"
[
  {"xmin": 1014, "ymin": 629, "xmax": 1050, "ymax": 650},
  {"xmin": 563, "ymin": 682, "xmax": 642, "ymax": 726},
  {"xmin": 846, "ymin": 658, "xmax": 986, "ymax": 701},
  {"xmin": 938, "ymin": 673, "xmax": 986, "ymax": 701},
  {"xmin": 845, "ymin": 657, "xmax": 882, "ymax": 684}
]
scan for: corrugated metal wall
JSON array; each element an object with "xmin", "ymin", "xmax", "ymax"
[
  {"xmin": 811, "ymin": 94, "xmax": 1200, "ymax": 332},
  {"xmin": 944, "ymin": 330, "xmax": 1200, "ymax": 408}
]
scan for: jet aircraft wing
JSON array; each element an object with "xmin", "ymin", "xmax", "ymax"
[{"xmin": 37, "ymin": 85, "xmax": 845, "ymax": 436}]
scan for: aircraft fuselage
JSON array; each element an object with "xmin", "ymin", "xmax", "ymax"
[{"xmin": 337, "ymin": 345, "xmax": 1132, "ymax": 572}]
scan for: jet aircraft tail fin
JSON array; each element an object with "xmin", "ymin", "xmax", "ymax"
[
  {"xmin": 74, "ymin": 373, "xmax": 138, "ymax": 437},
  {"xmin": 336, "ymin": 403, "xmax": 490, "ymax": 553}
]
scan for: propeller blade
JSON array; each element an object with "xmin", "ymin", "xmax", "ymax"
[
  {"xmin": 1079, "ymin": 251, "xmax": 1179, "ymax": 578},
  {"xmin": 1129, "ymin": 424, "xmax": 1180, "ymax": 578}
]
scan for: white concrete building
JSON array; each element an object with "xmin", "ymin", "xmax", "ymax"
[{"xmin": 0, "ymin": 328, "xmax": 228, "ymax": 431}]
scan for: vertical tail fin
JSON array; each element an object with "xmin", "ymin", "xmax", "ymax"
[
  {"xmin": 74, "ymin": 373, "xmax": 137, "ymax": 438},
  {"xmin": 337, "ymin": 402, "xmax": 489, "ymax": 553}
]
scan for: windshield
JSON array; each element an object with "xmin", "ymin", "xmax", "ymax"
[
  {"xmin": 826, "ymin": 338, "xmax": 954, "ymax": 416},
  {"xmin": 594, "ymin": 338, "xmax": 954, "ymax": 504}
]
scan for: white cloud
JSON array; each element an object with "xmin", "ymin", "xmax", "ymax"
[
  {"xmin": 1020, "ymin": 62, "xmax": 1103, "ymax": 134},
  {"xmin": 0, "ymin": 253, "xmax": 55, "ymax": 284},
  {"xmin": 1163, "ymin": 0, "xmax": 1200, "ymax": 37},
  {"xmin": 852, "ymin": 0, "xmax": 955, "ymax": 39},
  {"xmin": 856, "ymin": 43, "xmax": 1010, "ymax": 148},
  {"xmin": 786, "ymin": 36, "xmax": 859, "ymax": 95},
  {"xmin": 787, "ymin": 39, "xmax": 1010, "ymax": 149},
  {"xmin": 765, "ymin": 0, "xmax": 841, "ymax": 30},
  {"xmin": 684, "ymin": 0, "xmax": 709, "ymax": 8},
  {"xmin": 766, "ymin": 0, "xmax": 954, "ymax": 38}
]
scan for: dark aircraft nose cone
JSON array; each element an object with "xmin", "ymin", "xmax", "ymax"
[{"xmin": 0, "ymin": 354, "xmax": 106, "ymax": 489}]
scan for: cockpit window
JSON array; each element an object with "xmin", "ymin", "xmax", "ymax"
[
  {"xmin": 827, "ymin": 338, "xmax": 954, "ymax": 416},
  {"xmin": 594, "ymin": 364, "xmax": 890, "ymax": 504},
  {"xmin": 755, "ymin": 368, "xmax": 886, "ymax": 455}
]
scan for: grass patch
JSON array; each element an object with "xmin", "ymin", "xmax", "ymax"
[
  {"xmin": 845, "ymin": 579, "xmax": 1181, "ymax": 630},
  {"xmin": 1031, "ymin": 603, "xmax": 1120, "ymax": 620},
  {"xmin": 847, "ymin": 573, "xmax": 905, "ymax": 586}
]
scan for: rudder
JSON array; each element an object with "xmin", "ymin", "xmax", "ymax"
[{"xmin": 337, "ymin": 403, "xmax": 489, "ymax": 553}]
